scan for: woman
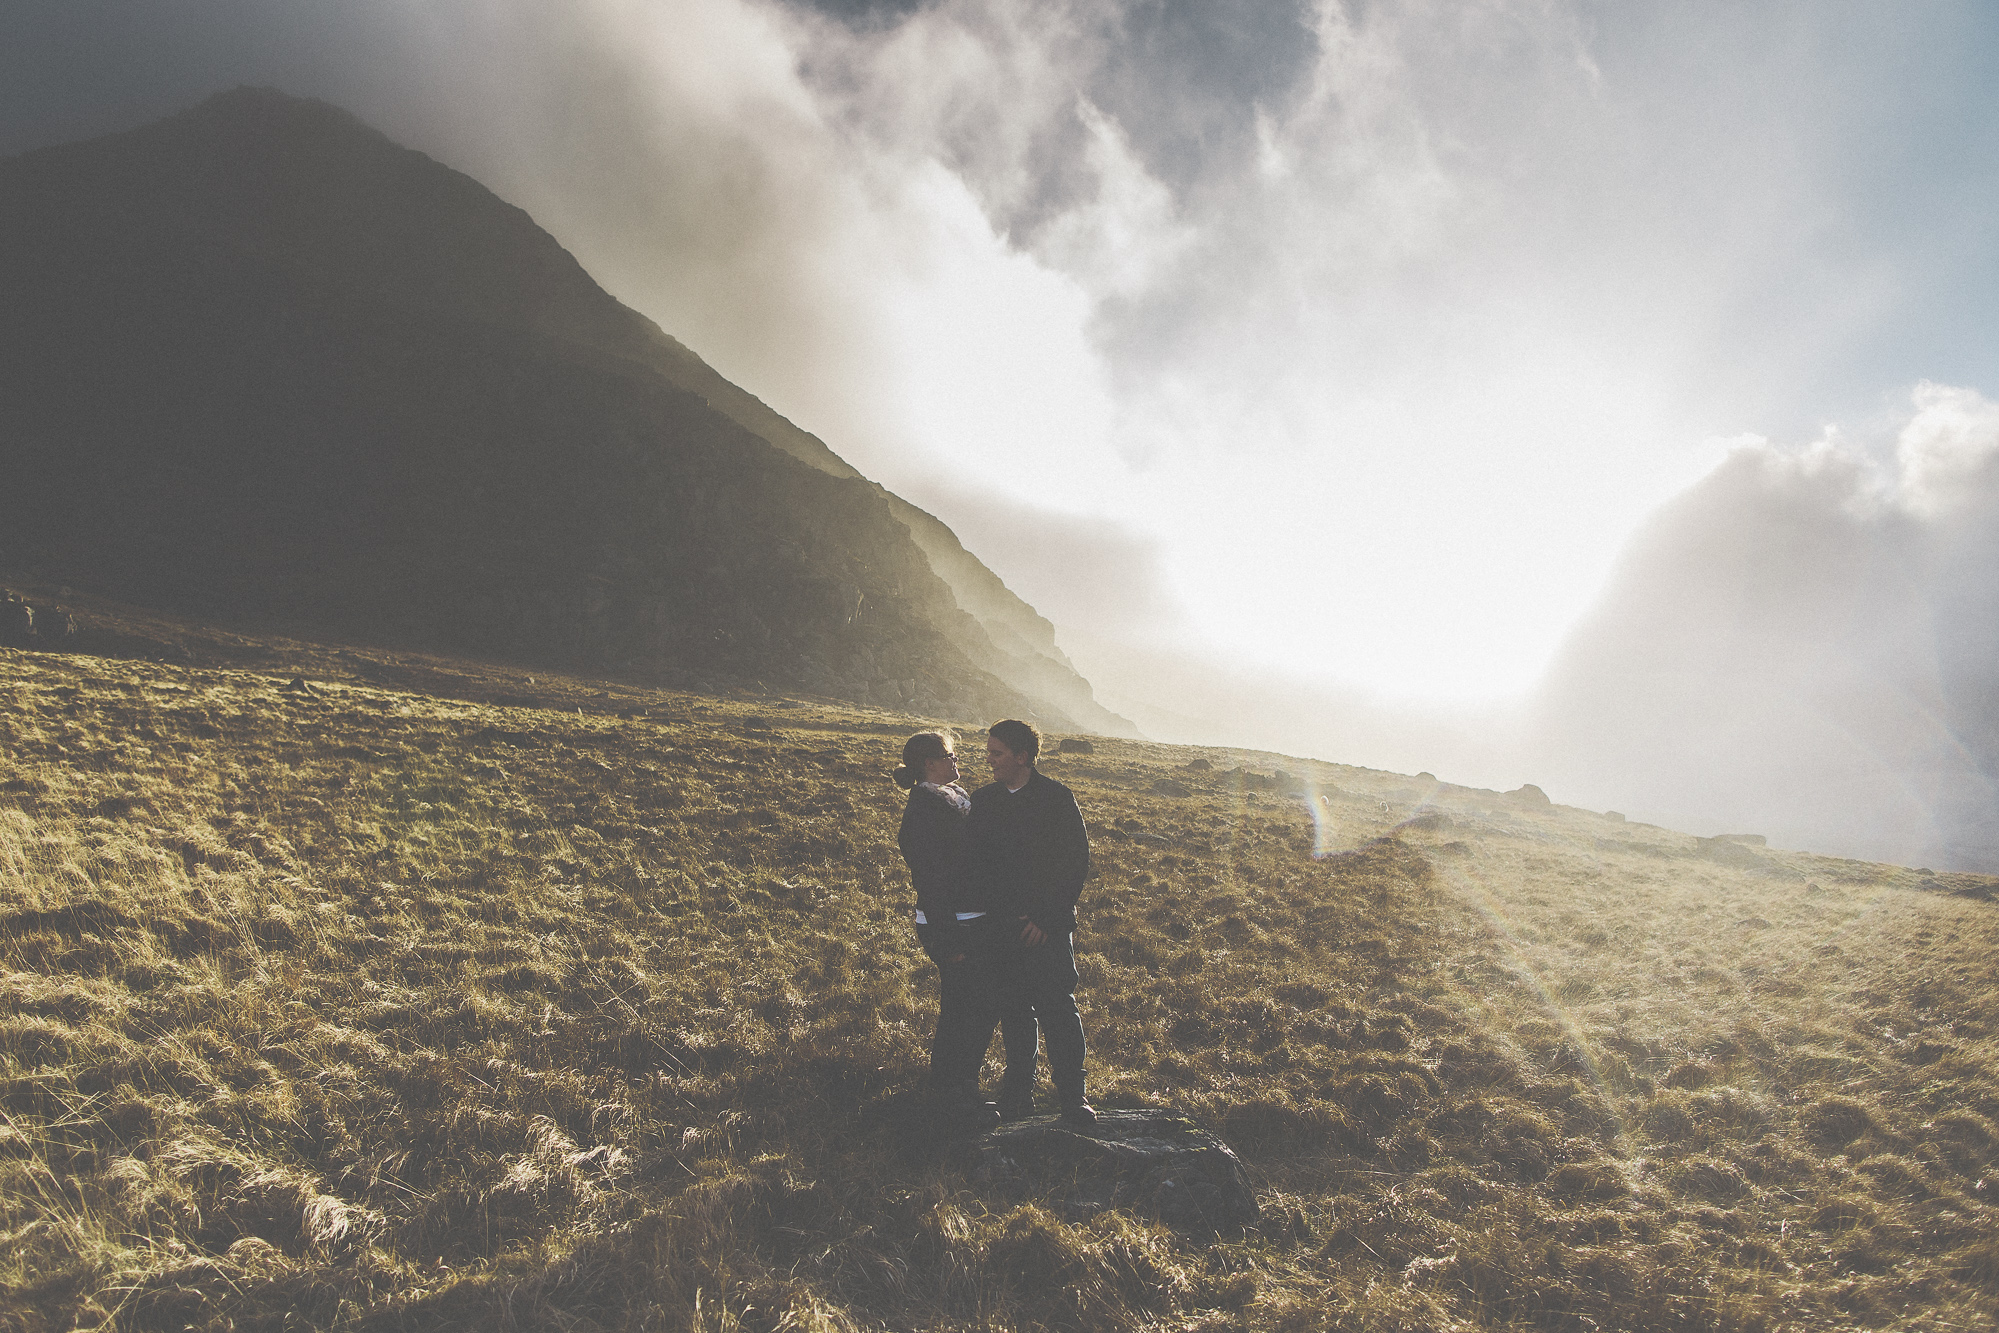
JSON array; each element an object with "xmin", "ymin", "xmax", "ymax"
[{"xmin": 894, "ymin": 730, "xmax": 999, "ymax": 1131}]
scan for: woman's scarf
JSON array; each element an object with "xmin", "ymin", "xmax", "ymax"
[{"xmin": 919, "ymin": 780, "xmax": 970, "ymax": 813}]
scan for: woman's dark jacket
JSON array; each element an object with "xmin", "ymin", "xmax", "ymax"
[{"xmin": 897, "ymin": 783, "xmax": 968, "ymax": 925}]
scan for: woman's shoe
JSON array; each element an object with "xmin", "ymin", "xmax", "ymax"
[
  {"xmin": 932, "ymin": 1084, "xmax": 999, "ymax": 1135},
  {"xmin": 996, "ymin": 1073, "xmax": 1036, "ymax": 1122},
  {"xmin": 960, "ymin": 1100, "xmax": 1002, "ymax": 1134}
]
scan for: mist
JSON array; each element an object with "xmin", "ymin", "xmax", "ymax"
[
  {"xmin": 1071, "ymin": 385, "xmax": 1999, "ymax": 874},
  {"xmin": 1528, "ymin": 384, "xmax": 1999, "ymax": 871}
]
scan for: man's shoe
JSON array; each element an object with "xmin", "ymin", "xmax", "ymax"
[
  {"xmin": 1059, "ymin": 1099, "xmax": 1097, "ymax": 1127},
  {"xmin": 997, "ymin": 1090, "xmax": 1034, "ymax": 1123}
]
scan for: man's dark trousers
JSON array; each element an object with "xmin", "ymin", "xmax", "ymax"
[{"xmin": 999, "ymin": 928, "xmax": 1086, "ymax": 1102}]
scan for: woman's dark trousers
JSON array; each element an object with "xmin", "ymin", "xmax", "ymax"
[{"xmin": 916, "ymin": 918, "xmax": 1000, "ymax": 1103}]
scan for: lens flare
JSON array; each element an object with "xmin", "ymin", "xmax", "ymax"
[{"xmin": 1304, "ymin": 776, "xmax": 1338, "ymax": 858}]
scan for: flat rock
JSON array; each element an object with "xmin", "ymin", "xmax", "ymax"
[{"xmin": 967, "ymin": 1109, "xmax": 1258, "ymax": 1233}]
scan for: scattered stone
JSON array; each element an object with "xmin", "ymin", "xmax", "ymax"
[
  {"xmin": 1151, "ymin": 778, "xmax": 1192, "ymax": 797},
  {"xmin": 1416, "ymin": 771, "xmax": 1436, "ymax": 781},
  {"xmin": 1184, "ymin": 757, "xmax": 1212, "ymax": 771},
  {"xmin": 1503, "ymin": 784, "xmax": 1552, "ymax": 808},
  {"xmin": 968, "ymin": 1109, "xmax": 1258, "ymax": 1233},
  {"xmin": 1398, "ymin": 810, "xmax": 1453, "ymax": 833},
  {"xmin": 1057, "ymin": 737, "xmax": 1095, "ymax": 754}
]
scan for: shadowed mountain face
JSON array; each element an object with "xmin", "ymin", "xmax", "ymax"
[{"xmin": 0, "ymin": 86, "xmax": 1134, "ymax": 732}]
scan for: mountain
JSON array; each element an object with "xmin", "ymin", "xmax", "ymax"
[{"xmin": 0, "ymin": 86, "xmax": 1135, "ymax": 735}]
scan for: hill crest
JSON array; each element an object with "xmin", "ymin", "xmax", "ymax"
[{"xmin": 0, "ymin": 86, "xmax": 1133, "ymax": 735}]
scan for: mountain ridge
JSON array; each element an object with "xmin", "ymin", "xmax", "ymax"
[{"xmin": 0, "ymin": 85, "xmax": 1134, "ymax": 735}]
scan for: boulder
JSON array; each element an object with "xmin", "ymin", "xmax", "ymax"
[
  {"xmin": 1183, "ymin": 757, "xmax": 1212, "ymax": 771},
  {"xmin": 968, "ymin": 1109, "xmax": 1258, "ymax": 1233},
  {"xmin": 37, "ymin": 606, "xmax": 76, "ymax": 643},
  {"xmin": 0, "ymin": 595, "xmax": 30, "ymax": 646},
  {"xmin": 1696, "ymin": 836, "xmax": 1764, "ymax": 868},
  {"xmin": 1057, "ymin": 737, "xmax": 1095, "ymax": 754},
  {"xmin": 1150, "ymin": 778, "xmax": 1192, "ymax": 797},
  {"xmin": 1503, "ymin": 783, "xmax": 1552, "ymax": 807}
]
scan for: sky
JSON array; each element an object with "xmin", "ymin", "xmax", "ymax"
[{"xmin": 6, "ymin": 1, "xmax": 1999, "ymax": 867}]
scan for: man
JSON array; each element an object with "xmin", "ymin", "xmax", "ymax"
[{"xmin": 961, "ymin": 719, "xmax": 1095, "ymax": 1125}]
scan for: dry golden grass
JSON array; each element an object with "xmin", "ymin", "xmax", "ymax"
[{"xmin": 2, "ymin": 639, "xmax": 1996, "ymax": 1331}]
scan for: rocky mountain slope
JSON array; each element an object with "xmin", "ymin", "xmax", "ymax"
[{"xmin": 0, "ymin": 86, "xmax": 1133, "ymax": 734}]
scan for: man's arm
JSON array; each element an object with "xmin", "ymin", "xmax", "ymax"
[{"xmin": 1023, "ymin": 783, "xmax": 1090, "ymax": 936}]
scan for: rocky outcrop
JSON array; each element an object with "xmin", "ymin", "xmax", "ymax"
[
  {"xmin": 968, "ymin": 1110, "xmax": 1259, "ymax": 1233},
  {"xmin": 0, "ymin": 592, "xmax": 75, "ymax": 649},
  {"xmin": 1223, "ymin": 767, "xmax": 1306, "ymax": 794},
  {"xmin": 1696, "ymin": 836, "xmax": 1767, "ymax": 869},
  {"xmin": 0, "ymin": 594, "xmax": 31, "ymax": 646}
]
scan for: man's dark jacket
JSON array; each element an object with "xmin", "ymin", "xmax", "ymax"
[{"xmin": 961, "ymin": 769, "xmax": 1091, "ymax": 933}]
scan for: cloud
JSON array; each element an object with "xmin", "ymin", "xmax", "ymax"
[{"xmin": 1529, "ymin": 383, "xmax": 1999, "ymax": 870}]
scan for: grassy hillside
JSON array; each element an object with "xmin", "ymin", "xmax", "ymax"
[{"xmin": 2, "ymin": 639, "xmax": 1996, "ymax": 1332}]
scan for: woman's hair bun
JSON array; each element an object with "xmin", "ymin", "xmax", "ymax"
[{"xmin": 895, "ymin": 731, "xmax": 954, "ymax": 790}]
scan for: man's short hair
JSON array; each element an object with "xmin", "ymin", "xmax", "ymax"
[{"xmin": 988, "ymin": 719, "xmax": 1040, "ymax": 762}]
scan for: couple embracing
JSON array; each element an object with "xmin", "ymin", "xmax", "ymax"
[{"xmin": 894, "ymin": 719, "xmax": 1094, "ymax": 1134}]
